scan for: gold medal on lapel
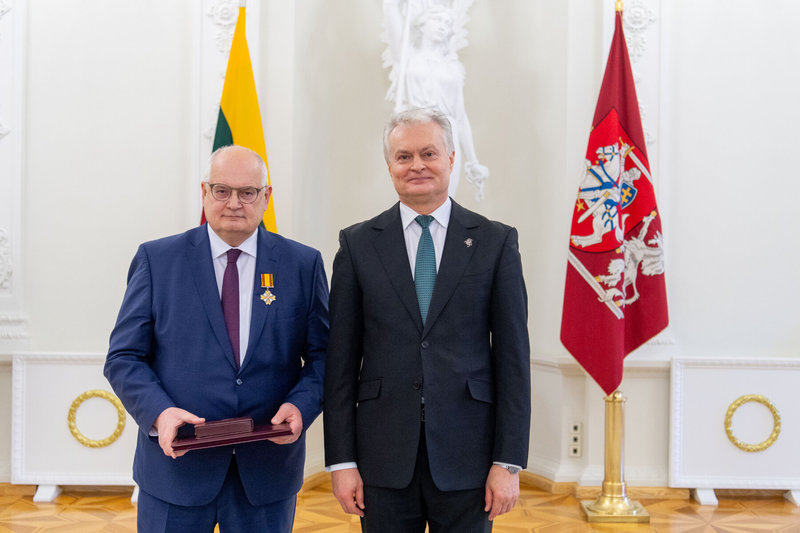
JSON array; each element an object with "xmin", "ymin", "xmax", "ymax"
[{"xmin": 260, "ymin": 273, "xmax": 276, "ymax": 306}]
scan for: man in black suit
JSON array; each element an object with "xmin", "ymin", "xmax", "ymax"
[{"xmin": 323, "ymin": 107, "xmax": 531, "ymax": 532}]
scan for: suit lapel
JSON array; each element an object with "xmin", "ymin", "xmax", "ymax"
[
  {"xmin": 243, "ymin": 227, "xmax": 279, "ymax": 371},
  {"xmin": 424, "ymin": 202, "xmax": 479, "ymax": 335},
  {"xmin": 186, "ymin": 226, "xmax": 237, "ymax": 370},
  {"xmin": 373, "ymin": 205, "xmax": 424, "ymax": 334}
]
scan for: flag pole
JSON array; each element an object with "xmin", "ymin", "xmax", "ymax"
[
  {"xmin": 579, "ymin": 3, "xmax": 648, "ymax": 522},
  {"xmin": 581, "ymin": 391, "xmax": 649, "ymax": 522},
  {"xmin": 563, "ymin": 0, "xmax": 667, "ymax": 521}
]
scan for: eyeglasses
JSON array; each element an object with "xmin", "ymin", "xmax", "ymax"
[{"xmin": 205, "ymin": 182, "xmax": 265, "ymax": 204}]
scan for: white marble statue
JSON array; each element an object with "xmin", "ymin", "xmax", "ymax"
[{"xmin": 383, "ymin": 0, "xmax": 488, "ymax": 199}]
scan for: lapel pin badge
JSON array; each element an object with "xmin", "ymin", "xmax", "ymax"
[
  {"xmin": 464, "ymin": 238, "xmax": 473, "ymax": 248},
  {"xmin": 260, "ymin": 273, "xmax": 276, "ymax": 306}
]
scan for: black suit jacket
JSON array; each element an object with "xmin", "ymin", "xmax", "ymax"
[{"xmin": 324, "ymin": 200, "xmax": 530, "ymax": 491}]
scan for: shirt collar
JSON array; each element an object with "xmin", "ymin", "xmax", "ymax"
[
  {"xmin": 399, "ymin": 197, "xmax": 452, "ymax": 230},
  {"xmin": 207, "ymin": 225, "xmax": 259, "ymax": 259}
]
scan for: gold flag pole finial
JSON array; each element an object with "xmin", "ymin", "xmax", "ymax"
[{"xmin": 616, "ymin": 0, "xmax": 623, "ymax": 12}]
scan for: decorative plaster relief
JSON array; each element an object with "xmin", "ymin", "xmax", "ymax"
[
  {"xmin": 206, "ymin": 0, "xmax": 238, "ymax": 26},
  {"xmin": 0, "ymin": 2, "xmax": 13, "ymax": 140},
  {"xmin": 620, "ymin": 0, "xmax": 659, "ymax": 152},
  {"xmin": 202, "ymin": 0, "xmax": 242, "ymax": 141},
  {"xmin": 0, "ymin": 0, "xmax": 11, "ymax": 21},
  {"xmin": 0, "ymin": 228, "xmax": 11, "ymax": 289},
  {"xmin": 207, "ymin": 0, "xmax": 237, "ymax": 58},
  {"xmin": 0, "ymin": 314, "xmax": 27, "ymax": 340},
  {"xmin": 622, "ymin": 0, "xmax": 656, "ymax": 64}
]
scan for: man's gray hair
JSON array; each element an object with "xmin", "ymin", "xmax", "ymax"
[
  {"xmin": 383, "ymin": 107, "xmax": 455, "ymax": 162},
  {"xmin": 205, "ymin": 144, "xmax": 269, "ymax": 186}
]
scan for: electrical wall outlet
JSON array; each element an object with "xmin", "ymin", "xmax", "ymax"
[{"xmin": 568, "ymin": 422, "xmax": 582, "ymax": 457}]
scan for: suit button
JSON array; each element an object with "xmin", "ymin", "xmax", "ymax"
[
  {"xmin": 421, "ymin": 341, "xmax": 430, "ymax": 349},
  {"xmin": 236, "ymin": 378, "xmax": 243, "ymax": 385},
  {"xmin": 412, "ymin": 381, "xmax": 422, "ymax": 390}
]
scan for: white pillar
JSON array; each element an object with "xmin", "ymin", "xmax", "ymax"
[{"xmin": 0, "ymin": 0, "xmax": 29, "ymax": 354}]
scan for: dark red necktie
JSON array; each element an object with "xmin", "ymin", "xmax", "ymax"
[{"xmin": 221, "ymin": 248, "xmax": 242, "ymax": 368}]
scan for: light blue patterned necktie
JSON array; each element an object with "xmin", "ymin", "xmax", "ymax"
[{"xmin": 414, "ymin": 215, "xmax": 436, "ymax": 324}]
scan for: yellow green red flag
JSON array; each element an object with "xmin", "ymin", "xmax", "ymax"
[{"xmin": 211, "ymin": 5, "xmax": 276, "ymax": 232}]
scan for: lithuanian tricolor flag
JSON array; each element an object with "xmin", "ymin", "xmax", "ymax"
[{"xmin": 211, "ymin": 4, "xmax": 276, "ymax": 232}]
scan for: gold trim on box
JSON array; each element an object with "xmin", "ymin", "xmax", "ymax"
[
  {"xmin": 67, "ymin": 389, "xmax": 126, "ymax": 448},
  {"xmin": 724, "ymin": 394, "xmax": 780, "ymax": 452}
]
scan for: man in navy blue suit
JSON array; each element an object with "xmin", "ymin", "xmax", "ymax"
[
  {"xmin": 105, "ymin": 145, "xmax": 328, "ymax": 532},
  {"xmin": 324, "ymin": 108, "xmax": 531, "ymax": 532}
]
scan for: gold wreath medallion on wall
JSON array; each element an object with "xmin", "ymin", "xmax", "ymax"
[
  {"xmin": 724, "ymin": 394, "xmax": 781, "ymax": 453},
  {"xmin": 67, "ymin": 389, "xmax": 126, "ymax": 448}
]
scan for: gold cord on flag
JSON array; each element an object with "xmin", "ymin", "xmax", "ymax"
[{"xmin": 616, "ymin": 0, "xmax": 623, "ymax": 12}]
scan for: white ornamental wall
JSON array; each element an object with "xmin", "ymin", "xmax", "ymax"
[
  {"xmin": 1, "ymin": 1, "xmax": 799, "ymax": 492},
  {"xmin": 0, "ymin": 0, "xmax": 27, "ymax": 483}
]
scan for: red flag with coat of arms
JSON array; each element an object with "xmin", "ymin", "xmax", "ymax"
[{"xmin": 560, "ymin": 9, "xmax": 668, "ymax": 396}]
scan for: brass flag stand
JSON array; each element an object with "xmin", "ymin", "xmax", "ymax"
[
  {"xmin": 581, "ymin": 391, "xmax": 649, "ymax": 523},
  {"xmin": 562, "ymin": 0, "xmax": 666, "ymax": 523}
]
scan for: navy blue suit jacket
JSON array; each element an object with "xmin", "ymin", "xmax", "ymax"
[
  {"xmin": 105, "ymin": 225, "xmax": 328, "ymax": 506},
  {"xmin": 323, "ymin": 201, "xmax": 530, "ymax": 491}
]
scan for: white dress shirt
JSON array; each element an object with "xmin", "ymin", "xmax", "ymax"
[
  {"xmin": 207, "ymin": 225, "xmax": 258, "ymax": 365},
  {"xmin": 398, "ymin": 198, "xmax": 451, "ymax": 277}
]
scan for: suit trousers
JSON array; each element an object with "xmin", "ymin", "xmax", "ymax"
[
  {"xmin": 137, "ymin": 455, "xmax": 296, "ymax": 533},
  {"xmin": 361, "ymin": 425, "xmax": 492, "ymax": 533}
]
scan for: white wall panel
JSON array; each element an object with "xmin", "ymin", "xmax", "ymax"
[
  {"xmin": 671, "ymin": 358, "xmax": 800, "ymax": 503},
  {"xmin": 11, "ymin": 353, "xmax": 136, "ymax": 493}
]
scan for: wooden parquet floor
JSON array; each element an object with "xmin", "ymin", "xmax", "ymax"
[{"xmin": 1, "ymin": 481, "xmax": 799, "ymax": 532}]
